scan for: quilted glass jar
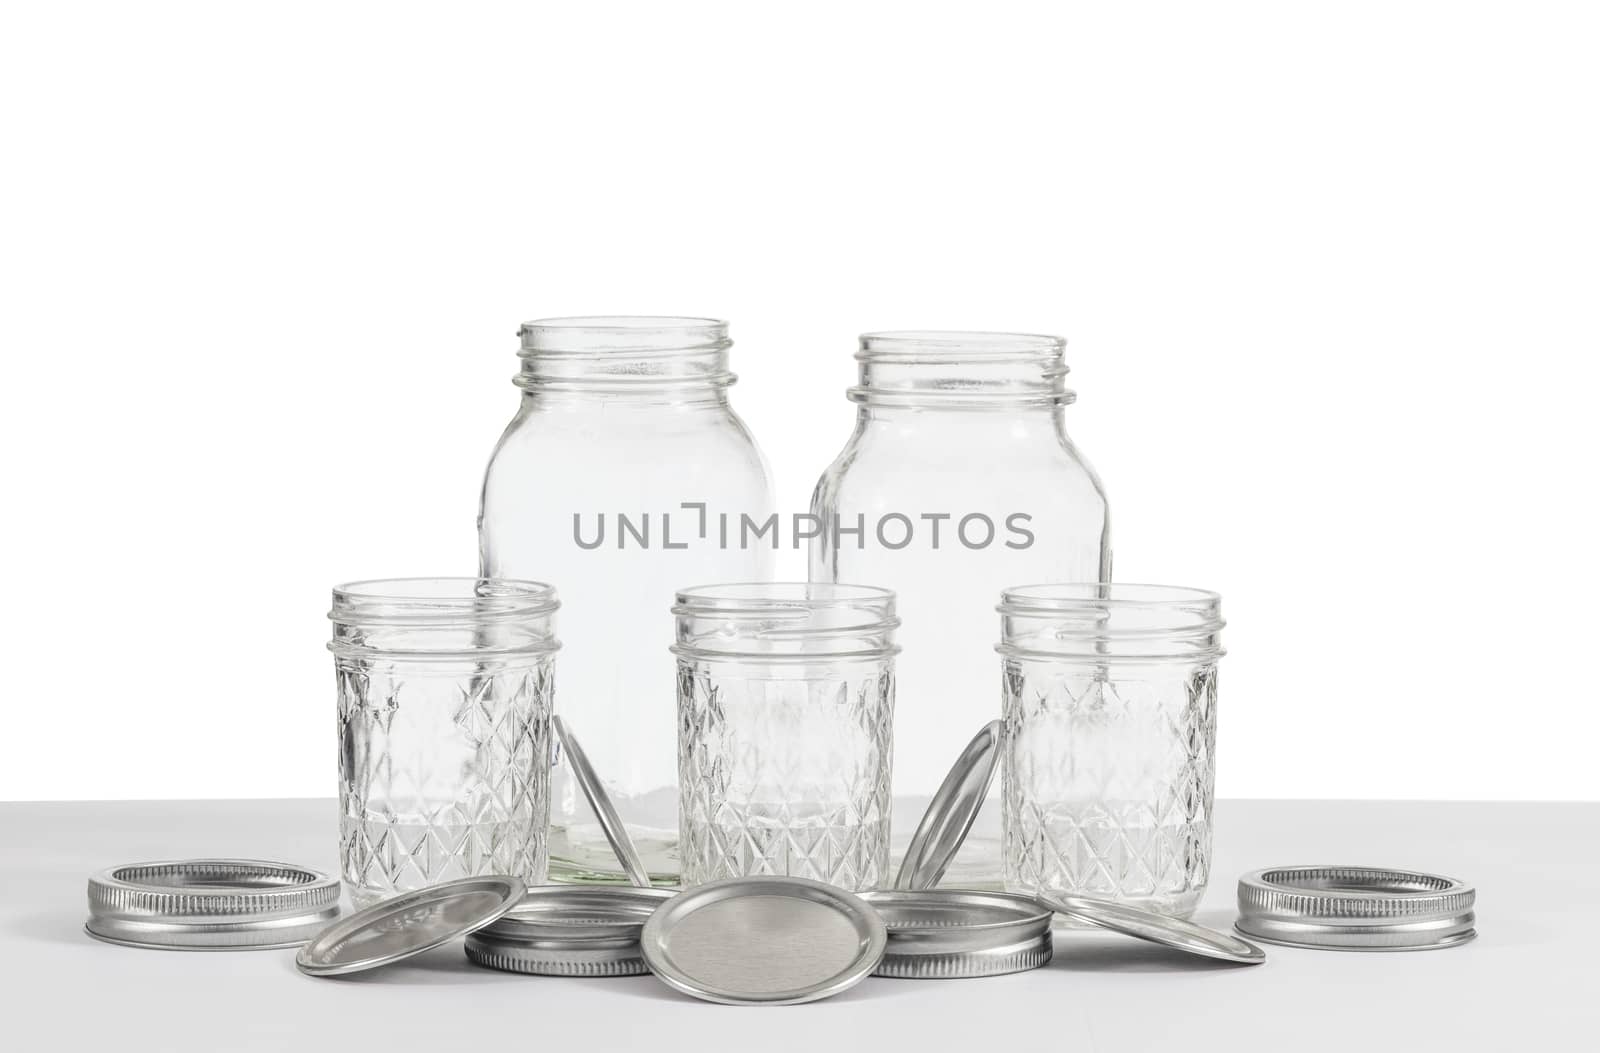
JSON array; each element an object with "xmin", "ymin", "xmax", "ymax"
[
  {"xmin": 998, "ymin": 584, "xmax": 1223, "ymax": 917},
  {"xmin": 809, "ymin": 331, "xmax": 1110, "ymax": 887},
  {"xmin": 479, "ymin": 317, "xmax": 775, "ymax": 884},
  {"xmin": 329, "ymin": 578, "xmax": 559, "ymax": 906},
  {"xmin": 672, "ymin": 584, "xmax": 898, "ymax": 891}
]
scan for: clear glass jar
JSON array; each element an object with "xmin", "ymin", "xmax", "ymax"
[
  {"xmin": 329, "ymin": 577, "xmax": 559, "ymax": 907},
  {"xmin": 672, "ymin": 583, "xmax": 898, "ymax": 891},
  {"xmin": 809, "ymin": 331, "xmax": 1110, "ymax": 886},
  {"xmin": 479, "ymin": 317, "xmax": 775, "ymax": 884},
  {"xmin": 998, "ymin": 584, "xmax": 1223, "ymax": 917}
]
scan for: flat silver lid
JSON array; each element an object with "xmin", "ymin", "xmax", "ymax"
[
  {"xmin": 1039, "ymin": 892, "xmax": 1266, "ymax": 965},
  {"xmin": 86, "ymin": 859, "xmax": 341, "ymax": 951},
  {"xmin": 863, "ymin": 889, "xmax": 1053, "ymax": 978},
  {"xmin": 895, "ymin": 720, "xmax": 1001, "ymax": 891},
  {"xmin": 641, "ymin": 877, "xmax": 886, "ymax": 1005},
  {"xmin": 1236, "ymin": 865, "xmax": 1476, "ymax": 951},
  {"xmin": 466, "ymin": 885, "xmax": 675, "ymax": 977},
  {"xmin": 554, "ymin": 715, "xmax": 652, "ymax": 888},
  {"xmin": 296, "ymin": 875, "xmax": 525, "ymax": 977}
]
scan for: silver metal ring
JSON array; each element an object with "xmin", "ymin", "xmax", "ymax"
[
  {"xmin": 1235, "ymin": 865, "xmax": 1476, "ymax": 951},
  {"xmin": 86, "ymin": 859, "xmax": 340, "ymax": 951}
]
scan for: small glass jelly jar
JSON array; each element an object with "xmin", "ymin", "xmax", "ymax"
[
  {"xmin": 329, "ymin": 578, "xmax": 559, "ymax": 906},
  {"xmin": 672, "ymin": 583, "xmax": 899, "ymax": 891},
  {"xmin": 998, "ymin": 584, "xmax": 1223, "ymax": 917}
]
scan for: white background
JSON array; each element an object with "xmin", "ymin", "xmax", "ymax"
[{"xmin": 2, "ymin": 2, "xmax": 1596, "ymax": 802}]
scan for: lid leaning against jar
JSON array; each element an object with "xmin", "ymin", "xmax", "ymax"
[
  {"xmin": 894, "ymin": 720, "xmax": 1002, "ymax": 893},
  {"xmin": 860, "ymin": 720, "xmax": 1052, "ymax": 979},
  {"xmin": 551, "ymin": 715, "xmax": 652, "ymax": 889},
  {"xmin": 465, "ymin": 717, "xmax": 672, "ymax": 978}
]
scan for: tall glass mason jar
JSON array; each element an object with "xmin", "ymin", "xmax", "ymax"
[
  {"xmin": 480, "ymin": 317, "xmax": 776, "ymax": 884},
  {"xmin": 809, "ymin": 331, "xmax": 1110, "ymax": 886},
  {"xmin": 672, "ymin": 583, "xmax": 898, "ymax": 892},
  {"xmin": 998, "ymin": 584, "xmax": 1223, "ymax": 917},
  {"xmin": 329, "ymin": 578, "xmax": 559, "ymax": 907}
]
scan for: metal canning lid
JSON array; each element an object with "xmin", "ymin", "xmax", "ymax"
[
  {"xmin": 1038, "ymin": 892, "xmax": 1266, "ymax": 965},
  {"xmin": 862, "ymin": 889, "xmax": 1052, "ymax": 978},
  {"xmin": 296, "ymin": 875, "xmax": 525, "ymax": 977},
  {"xmin": 464, "ymin": 886, "xmax": 675, "ymax": 977},
  {"xmin": 640, "ymin": 877, "xmax": 887, "ymax": 1005},
  {"xmin": 85, "ymin": 859, "xmax": 341, "ymax": 951},
  {"xmin": 553, "ymin": 715, "xmax": 652, "ymax": 888},
  {"xmin": 1236, "ymin": 865, "xmax": 1476, "ymax": 951},
  {"xmin": 895, "ymin": 720, "xmax": 1002, "ymax": 892}
]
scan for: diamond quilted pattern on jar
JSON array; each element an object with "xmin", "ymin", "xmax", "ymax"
[
  {"xmin": 678, "ymin": 662, "xmax": 894, "ymax": 891},
  {"xmin": 1002, "ymin": 660, "xmax": 1216, "ymax": 916},
  {"xmin": 337, "ymin": 657, "xmax": 553, "ymax": 906}
]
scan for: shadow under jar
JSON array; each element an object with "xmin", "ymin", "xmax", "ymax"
[
  {"xmin": 672, "ymin": 584, "xmax": 899, "ymax": 892},
  {"xmin": 329, "ymin": 578, "xmax": 559, "ymax": 907},
  {"xmin": 998, "ymin": 584, "xmax": 1223, "ymax": 917}
]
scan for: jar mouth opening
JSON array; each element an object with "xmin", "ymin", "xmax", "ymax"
[
  {"xmin": 331, "ymin": 577, "xmax": 559, "ymax": 622},
  {"xmin": 519, "ymin": 316, "xmax": 730, "ymax": 355},
  {"xmin": 858, "ymin": 330, "xmax": 1066, "ymax": 360},
  {"xmin": 999, "ymin": 583, "xmax": 1221, "ymax": 610},
  {"xmin": 675, "ymin": 582, "xmax": 895, "ymax": 610},
  {"xmin": 527, "ymin": 315, "xmax": 723, "ymax": 330}
]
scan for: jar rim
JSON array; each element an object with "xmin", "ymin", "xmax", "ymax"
[
  {"xmin": 330, "ymin": 577, "xmax": 559, "ymax": 622},
  {"xmin": 999, "ymin": 583, "xmax": 1221, "ymax": 610},
  {"xmin": 523, "ymin": 315, "xmax": 725, "ymax": 331},
  {"xmin": 674, "ymin": 581, "xmax": 895, "ymax": 610},
  {"xmin": 858, "ymin": 330, "xmax": 1066, "ymax": 359},
  {"xmin": 518, "ymin": 316, "xmax": 731, "ymax": 356}
]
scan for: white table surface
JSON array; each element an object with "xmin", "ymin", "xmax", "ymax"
[{"xmin": 3, "ymin": 799, "xmax": 1590, "ymax": 1049}]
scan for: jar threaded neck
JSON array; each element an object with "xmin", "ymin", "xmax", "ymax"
[
  {"xmin": 329, "ymin": 577, "xmax": 560, "ymax": 659},
  {"xmin": 671, "ymin": 582, "xmax": 900, "ymax": 661},
  {"xmin": 515, "ymin": 316, "xmax": 735, "ymax": 395},
  {"xmin": 851, "ymin": 330, "xmax": 1074, "ymax": 407},
  {"xmin": 997, "ymin": 583, "xmax": 1224, "ymax": 662}
]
